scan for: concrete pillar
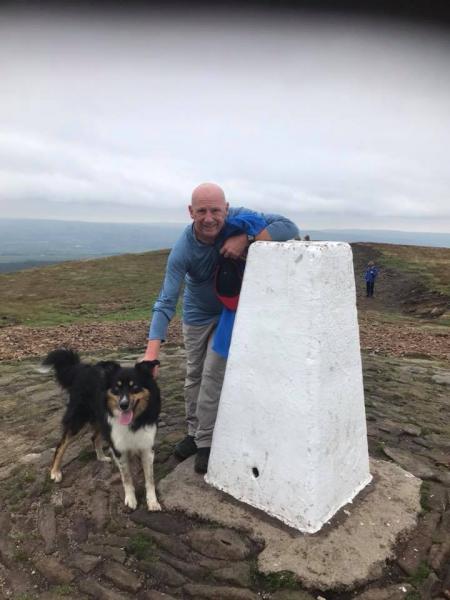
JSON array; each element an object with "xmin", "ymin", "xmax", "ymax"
[{"xmin": 206, "ymin": 241, "xmax": 372, "ymax": 534}]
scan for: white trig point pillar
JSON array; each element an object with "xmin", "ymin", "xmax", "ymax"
[{"xmin": 206, "ymin": 241, "xmax": 372, "ymax": 534}]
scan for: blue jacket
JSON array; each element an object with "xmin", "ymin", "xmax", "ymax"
[
  {"xmin": 148, "ymin": 207, "xmax": 299, "ymax": 341},
  {"xmin": 364, "ymin": 266, "xmax": 378, "ymax": 283},
  {"xmin": 212, "ymin": 213, "xmax": 268, "ymax": 358}
]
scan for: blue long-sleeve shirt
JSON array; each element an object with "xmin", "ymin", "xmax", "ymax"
[{"xmin": 148, "ymin": 206, "xmax": 299, "ymax": 341}]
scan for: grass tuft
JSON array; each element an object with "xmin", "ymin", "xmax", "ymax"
[
  {"xmin": 51, "ymin": 584, "xmax": 75, "ymax": 596},
  {"xmin": 419, "ymin": 481, "xmax": 432, "ymax": 512},
  {"xmin": 408, "ymin": 562, "xmax": 431, "ymax": 586},
  {"xmin": 405, "ymin": 591, "xmax": 421, "ymax": 600},
  {"xmin": 251, "ymin": 562, "xmax": 299, "ymax": 592},
  {"xmin": 13, "ymin": 549, "xmax": 29, "ymax": 562},
  {"xmin": 127, "ymin": 532, "xmax": 158, "ymax": 561}
]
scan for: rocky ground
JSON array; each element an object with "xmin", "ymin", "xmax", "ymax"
[
  {"xmin": 0, "ymin": 339, "xmax": 449, "ymax": 600},
  {"xmin": 0, "ymin": 320, "xmax": 182, "ymax": 363},
  {"xmin": 0, "ymin": 315, "xmax": 449, "ymax": 363},
  {"xmin": 1, "ymin": 241, "xmax": 449, "ymax": 600}
]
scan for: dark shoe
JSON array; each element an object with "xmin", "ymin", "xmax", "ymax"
[
  {"xmin": 194, "ymin": 447, "xmax": 210, "ymax": 474},
  {"xmin": 174, "ymin": 435, "xmax": 197, "ymax": 460}
]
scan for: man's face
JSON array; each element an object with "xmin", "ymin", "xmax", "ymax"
[{"xmin": 189, "ymin": 194, "xmax": 228, "ymax": 244}]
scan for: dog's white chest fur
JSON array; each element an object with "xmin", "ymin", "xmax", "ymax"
[{"xmin": 109, "ymin": 417, "xmax": 157, "ymax": 454}]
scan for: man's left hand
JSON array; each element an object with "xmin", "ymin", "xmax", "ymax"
[{"xmin": 220, "ymin": 233, "xmax": 248, "ymax": 259}]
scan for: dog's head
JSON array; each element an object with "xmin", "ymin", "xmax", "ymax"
[
  {"xmin": 95, "ymin": 360, "xmax": 121, "ymax": 386},
  {"xmin": 105, "ymin": 360, "xmax": 160, "ymax": 426}
]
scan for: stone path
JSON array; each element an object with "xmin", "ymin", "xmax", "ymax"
[{"xmin": 0, "ymin": 346, "xmax": 449, "ymax": 599}]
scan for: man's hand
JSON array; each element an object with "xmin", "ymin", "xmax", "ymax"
[
  {"xmin": 220, "ymin": 233, "xmax": 248, "ymax": 259},
  {"xmin": 220, "ymin": 229, "xmax": 272, "ymax": 259},
  {"xmin": 144, "ymin": 362, "xmax": 160, "ymax": 379},
  {"xmin": 139, "ymin": 339, "xmax": 161, "ymax": 378}
]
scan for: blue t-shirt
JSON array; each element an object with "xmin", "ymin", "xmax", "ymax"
[{"xmin": 148, "ymin": 206, "xmax": 299, "ymax": 341}]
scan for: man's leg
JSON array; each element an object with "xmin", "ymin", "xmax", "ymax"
[
  {"xmin": 175, "ymin": 322, "xmax": 217, "ymax": 459},
  {"xmin": 194, "ymin": 331, "xmax": 227, "ymax": 473}
]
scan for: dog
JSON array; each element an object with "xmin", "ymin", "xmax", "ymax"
[{"xmin": 40, "ymin": 348, "xmax": 162, "ymax": 511}]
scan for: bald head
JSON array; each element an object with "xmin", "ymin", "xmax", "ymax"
[
  {"xmin": 191, "ymin": 182, "xmax": 226, "ymax": 208},
  {"xmin": 189, "ymin": 182, "xmax": 229, "ymax": 244}
]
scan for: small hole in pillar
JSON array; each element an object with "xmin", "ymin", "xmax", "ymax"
[{"xmin": 252, "ymin": 467, "xmax": 259, "ymax": 478}]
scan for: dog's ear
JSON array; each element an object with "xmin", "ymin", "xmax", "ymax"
[
  {"xmin": 135, "ymin": 360, "xmax": 160, "ymax": 378},
  {"xmin": 96, "ymin": 361, "xmax": 121, "ymax": 388}
]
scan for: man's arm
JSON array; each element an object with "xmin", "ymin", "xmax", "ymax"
[
  {"xmin": 220, "ymin": 208, "xmax": 299, "ymax": 258},
  {"xmin": 143, "ymin": 339, "xmax": 162, "ymax": 360},
  {"xmin": 142, "ymin": 339, "xmax": 162, "ymax": 376},
  {"xmin": 142, "ymin": 242, "xmax": 187, "ymax": 372},
  {"xmin": 220, "ymin": 228, "xmax": 272, "ymax": 258},
  {"xmin": 258, "ymin": 211, "xmax": 300, "ymax": 241}
]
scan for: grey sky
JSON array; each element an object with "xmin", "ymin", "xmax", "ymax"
[{"xmin": 1, "ymin": 8, "xmax": 449, "ymax": 232}]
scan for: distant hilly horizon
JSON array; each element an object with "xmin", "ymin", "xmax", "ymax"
[{"xmin": 1, "ymin": 218, "xmax": 449, "ymax": 273}]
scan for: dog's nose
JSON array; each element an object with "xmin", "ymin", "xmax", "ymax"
[{"xmin": 119, "ymin": 396, "xmax": 130, "ymax": 410}]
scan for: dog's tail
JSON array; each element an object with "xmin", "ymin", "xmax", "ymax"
[{"xmin": 39, "ymin": 348, "xmax": 80, "ymax": 389}]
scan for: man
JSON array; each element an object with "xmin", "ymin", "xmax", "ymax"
[
  {"xmin": 143, "ymin": 182, "xmax": 299, "ymax": 473},
  {"xmin": 364, "ymin": 261, "xmax": 379, "ymax": 297}
]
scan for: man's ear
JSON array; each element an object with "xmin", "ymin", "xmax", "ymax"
[
  {"xmin": 136, "ymin": 360, "xmax": 160, "ymax": 377},
  {"xmin": 188, "ymin": 205, "xmax": 194, "ymax": 219}
]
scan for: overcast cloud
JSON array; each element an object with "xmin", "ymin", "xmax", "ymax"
[{"xmin": 1, "ymin": 8, "xmax": 449, "ymax": 232}]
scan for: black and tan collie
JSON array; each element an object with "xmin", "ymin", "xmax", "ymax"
[{"xmin": 40, "ymin": 348, "xmax": 161, "ymax": 511}]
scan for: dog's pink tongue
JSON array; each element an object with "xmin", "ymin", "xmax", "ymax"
[{"xmin": 119, "ymin": 410, "xmax": 133, "ymax": 426}]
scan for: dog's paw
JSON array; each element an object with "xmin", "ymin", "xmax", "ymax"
[
  {"xmin": 124, "ymin": 494, "xmax": 137, "ymax": 510},
  {"xmin": 147, "ymin": 499, "xmax": 162, "ymax": 512},
  {"xmin": 98, "ymin": 455, "xmax": 112, "ymax": 463},
  {"xmin": 50, "ymin": 470, "xmax": 62, "ymax": 483}
]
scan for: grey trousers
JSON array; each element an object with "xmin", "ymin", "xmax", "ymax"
[{"xmin": 182, "ymin": 321, "xmax": 227, "ymax": 449}]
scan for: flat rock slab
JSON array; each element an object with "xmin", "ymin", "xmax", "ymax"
[{"xmin": 158, "ymin": 458, "xmax": 421, "ymax": 591}]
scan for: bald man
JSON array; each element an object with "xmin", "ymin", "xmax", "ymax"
[{"xmin": 143, "ymin": 183, "xmax": 299, "ymax": 474}]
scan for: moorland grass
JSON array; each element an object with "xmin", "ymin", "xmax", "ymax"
[
  {"xmin": 0, "ymin": 250, "xmax": 171, "ymax": 327},
  {"xmin": 376, "ymin": 244, "xmax": 450, "ymax": 296},
  {"xmin": 1, "ymin": 243, "xmax": 449, "ymax": 329}
]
